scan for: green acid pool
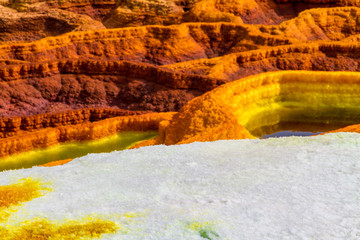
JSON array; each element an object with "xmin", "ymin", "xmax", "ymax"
[{"xmin": 0, "ymin": 131, "xmax": 157, "ymax": 171}]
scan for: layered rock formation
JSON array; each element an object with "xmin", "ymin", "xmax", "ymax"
[
  {"xmin": 2, "ymin": 3, "xmax": 360, "ymax": 165},
  {"xmin": 3, "ymin": 7, "xmax": 360, "ymax": 118}
]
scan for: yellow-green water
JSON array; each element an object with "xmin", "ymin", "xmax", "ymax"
[
  {"xmin": 245, "ymin": 106, "xmax": 360, "ymax": 138},
  {"xmin": 0, "ymin": 131, "xmax": 157, "ymax": 172}
]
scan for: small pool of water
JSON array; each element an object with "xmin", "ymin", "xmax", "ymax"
[
  {"xmin": 261, "ymin": 130, "xmax": 323, "ymax": 139},
  {"xmin": 0, "ymin": 131, "xmax": 157, "ymax": 172},
  {"xmin": 244, "ymin": 105, "xmax": 360, "ymax": 139},
  {"xmin": 250, "ymin": 121, "xmax": 347, "ymax": 139}
]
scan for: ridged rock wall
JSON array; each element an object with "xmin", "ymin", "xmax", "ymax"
[
  {"xmin": 0, "ymin": 60, "xmax": 226, "ymax": 117},
  {"xmin": 0, "ymin": 22, "xmax": 293, "ymax": 64},
  {"xmin": 0, "ymin": 60, "xmax": 224, "ymax": 90}
]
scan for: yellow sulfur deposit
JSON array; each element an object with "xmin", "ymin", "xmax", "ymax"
[
  {"xmin": 0, "ymin": 178, "xmax": 119, "ymax": 239},
  {"xmin": 5, "ymin": 217, "xmax": 119, "ymax": 240},
  {"xmin": 0, "ymin": 178, "xmax": 48, "ymax": 210},
  {"xmin": 0, "ymin": 178, "xmax": 50, "ymax": 224}
]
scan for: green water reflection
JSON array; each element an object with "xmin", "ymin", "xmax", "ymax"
[{"xmin": 0, "ymin": 131, "xmax": 157, "ymax": 172}]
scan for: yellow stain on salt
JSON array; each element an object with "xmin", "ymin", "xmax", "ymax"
[
  {"xmin": 6, "ymin": 217, "xmax": 120, "ymax": 240},
  {"xmin": 188, "ymin": 221, "xmax": 211, "ymax": 231},
  {"xmin": 0, "ymin": 178, "xmax": 121, "ymax": 239},
  {"xmin": 0, "ymin": 178, "xmax": 51, "ymax": 222},
  {"xmin": 0, "ymin": 178, "xmax": 48, "ymax": 209},
  {"xmin": 122, "ymin": 212, "xmax": 144, "ymax": 219}
]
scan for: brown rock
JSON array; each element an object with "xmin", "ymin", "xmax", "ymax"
[
  {"xmin": 0, "ymin": 6, "xmax": 105, "ymax": 41},
  {"xmin": 0, "ymin": 60, "xmax": 226, "ymax": 117}
]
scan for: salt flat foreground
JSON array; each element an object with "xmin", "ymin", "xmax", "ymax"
[{"xmin": 1, "ymin": 133, "xmax": 360, "ymax": 239}]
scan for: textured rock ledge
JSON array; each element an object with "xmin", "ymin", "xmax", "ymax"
[
  {"xmin": 0, "ymin": 112, "xmax": 174, "ymax": 157},
  {"xmin": 0, "ymin": 108, "xmax": 148, "ymax": 138}
]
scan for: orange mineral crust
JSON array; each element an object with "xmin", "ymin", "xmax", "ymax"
[
  {"xmin": 161, "ymin": 71, "xmax": 360, "ymax": 145},
  {"xmin": 324, "ymin": 124, "xmax": 360, "ymax": 134},
  {"xmin": 39, "ymin": 158, "xmax": 73, "ymax": 167}
]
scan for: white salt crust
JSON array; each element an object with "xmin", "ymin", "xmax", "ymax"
[{"xmin": 1, "ymin": 132, "xmax": 360, "ymax": 239}]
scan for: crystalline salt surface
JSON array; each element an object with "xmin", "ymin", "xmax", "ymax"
[{"xmin": 1, "ymin": 132, "xmax": 360, "ymax": 239}]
